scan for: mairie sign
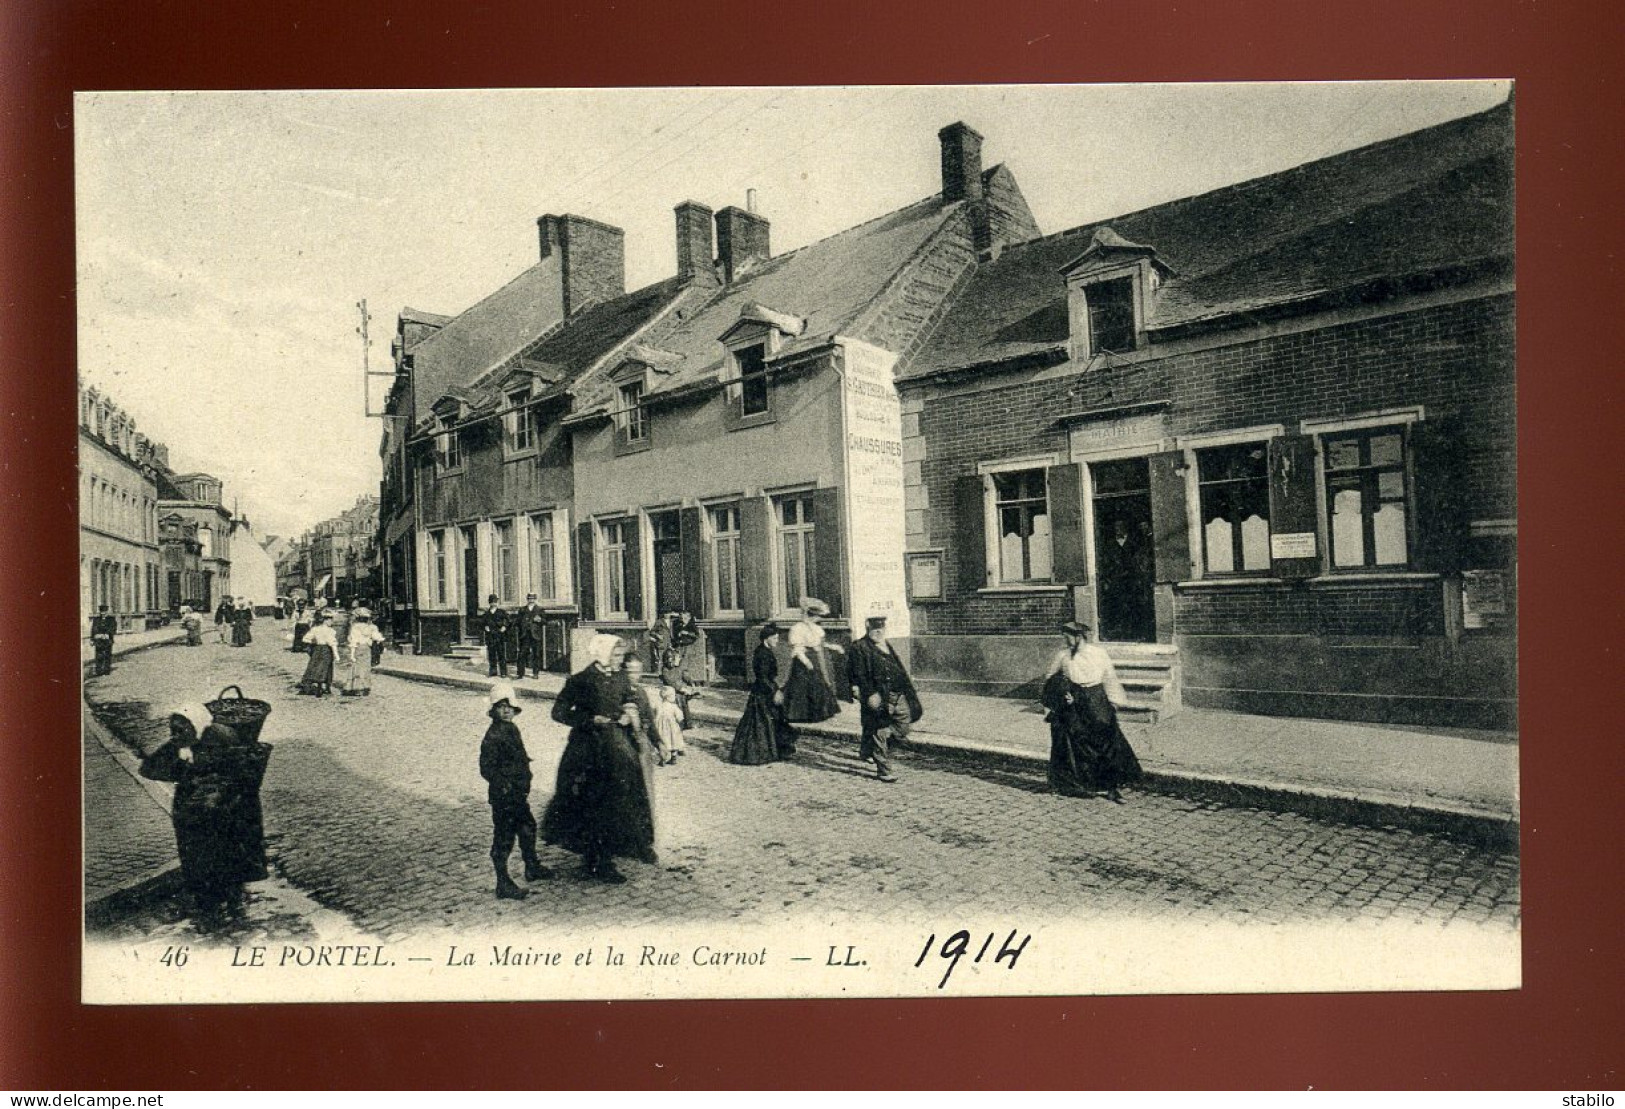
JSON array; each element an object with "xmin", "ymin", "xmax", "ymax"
[{"xmin": 836, "ymin": 336, "xmax": 909, "ymax": 639}]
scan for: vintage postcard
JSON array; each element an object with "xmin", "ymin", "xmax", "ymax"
[{"xmin": 77, "ymin": 83, "xmax": 1518, "ymax": 1004}]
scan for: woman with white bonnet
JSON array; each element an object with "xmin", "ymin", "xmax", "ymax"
[
  {"xmin": 138, "ymin": 701, "xmax": 270, "ymax": 926},
  {"xmin": 541, "ymin": 634, "xmax": 656, "ymax": 883},
  {"xmin": 781, "ymin": 598, "xmax": 843, "ymax": 741},
  {"xmin": 342, "ymin": 607, "xmax": 386, "ymax": 697}
]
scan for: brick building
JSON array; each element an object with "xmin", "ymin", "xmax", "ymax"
[
  {"xmin": 78, "ymin": 384, "xmax": 164, "ymax": 632},
  {"xmin": 896, "ymin": 101, "xmax": 1515, "ymax": 727},
  {"xmin": 157, "ymin": 470, "xmax": 234, "ymax": 611}
]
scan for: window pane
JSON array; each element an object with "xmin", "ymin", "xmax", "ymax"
[
  {"xmin": 1205, "ymin": 516, "xmax": 1236, "ymax": 574},
  {"xmin": 1086, "ymin": 277, "xmax": 1137, "ymax": 354},
  {"xmin": 742, "ymin": 374, "xmax": 769, "ymax": 416},
  {"xmin": 1373, "ymin": 503, "xmax": 1408, "ymax": 565},
  {"xmin": 1028, "ymin": 510, "xmax": 1052, "ymax": 579},
  {"xmin": 1240, "ymin": 513, "xmax": 1271, "ymax": 571},
  {"xmin": 1331, "ymin": 485, "xmax": 1364, "ymax": 567},
  {"xmin": 1369, "ymin": 433, "xmax": 1403, "ymax": 467},
  {"xmin": 1325, "ymin": 438, "xmax": 1361, "ymax": 471},
  {"xmin": 1378, "ymin": 469, "xmax": 1405, "ymax": 499},
  {"xmin": 783, "ymin": 535, "xmax": 802, "ymax": 609},
  {"xmin": 999, "ymin": 530, "xmax": 1025, "ymax": 583}
]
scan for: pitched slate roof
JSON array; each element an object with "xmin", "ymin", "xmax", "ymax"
[
  {"xmin": 405, "ymin": 262, "xmax": 566, "ymax": 424},
  {"xmin": 902, "ymin": 99, "xmax": 1514, "ymax": 380},
  {"xmin": 572, "ymin": 192, "xmax": 962, "ymax": 409}
]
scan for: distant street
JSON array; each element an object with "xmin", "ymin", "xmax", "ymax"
[{"xmin": 85, "ymin": 628, "xmax": 1520, "ymax": 941}]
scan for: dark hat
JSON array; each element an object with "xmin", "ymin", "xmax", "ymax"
[
  {"xmin": 1060, "ymin": 619, "xmax": 1090, "ymax": 636},
  {"xmin": 526, "ymin": 593, "xmax": 538, "ymax": 601},
  {"xmin": 758, "ymin": 621, "xmax": 782, "ymax": 641},
  {"xmin": 865, "ymin": 615, "xmax": 888, "ymax": 630},
  {"xmin": 98, "ymin": 604, "xmax": 110, "ymax": 612},
  {"xmin": 487, "ymin": 593, "xmax": 499, "ymax": 603}
]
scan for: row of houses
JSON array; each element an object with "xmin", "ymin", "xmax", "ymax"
[
  {"xmin": 78, "ymin": 384, "xmax": 278, "ymax": 630},
  {"xmin": 272, "ymin": 494, "xmax": 381, "ymax": 607},
  {"xmin": 376, "ymin": 100, "xmax": 1516, "ymax": 728}
]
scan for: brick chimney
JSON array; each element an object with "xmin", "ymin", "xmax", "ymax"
[
  {"xmin": 715, "ymin": 205, "xmax": 770, "ymax": 283},
  {"xmin": 675, "ymin": 200, "xmax": 715, "ymax": 282},
  {"xmin": 537, "ymin": 213, "xmax": 627, "ymax": 316},
  {"xmin": 939, "ymin": 122, "xmax": 985, "ymax": 203}
]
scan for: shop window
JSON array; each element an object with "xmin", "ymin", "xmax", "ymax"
[
  {"xmin": 990, "ymin": 468, "xmax": 1051, "ymax": 584},
  {"xmin": 504, "ymin": 390, "xmax": 533, "ymax": 455},
  {"xmin": 598, "ymin": 519, "xmax": 630, "ymax": 618},
  {"xmin": 709, "ymin": 503, "xmax": 744, "ymax": 615},
  {"xmin": 1197, "ymin": 443, "xmax": 1272, "ymax": 574},
  {"xmin": 529, "ymin": 513, "xmax": 556, "ymax": 601},
  {"xmin": 494, "ymin": 519, "xmax": 518, "ymax": 603},
  {"xmin": 775, "ymin": 494, "xmax": 816, "ymax": 611},
  {"xmin": 1324, "ymin": 429, "xmax": 1411, "ymax": 569}
]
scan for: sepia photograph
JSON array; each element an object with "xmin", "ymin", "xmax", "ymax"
[{"xmin": 75, "ymin": 82, "xmax": 1519, "ymax": 1004}]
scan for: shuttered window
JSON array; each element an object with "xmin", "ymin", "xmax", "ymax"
[
  {"xmin": 529, "ymin": 513, "xmax": 556, "ymax": 601},
  {"xmin": 991, "ymin": 469, "xmax": 1051, "ymax": 583},
  {"xmin": 709, "ymin": 504, "xmax": 744, "ymax": 614},
  {"xmin": 598, "ymin": 520, "xmax": 630, "ymax": 617},
  {"xmin": 1198, "ymin": 443, "xmax": 1272, "ymax": 574},
  {"xmin": 775, "ymin": 494, "xmax": 816, "ymax": 611},
  {"xmin": 494, "ymin": 519, "xmax": 517, "ymax": 602},
  {"xmin": 504, "ymin": 390, "xmax": 533, "ymax": 454}
]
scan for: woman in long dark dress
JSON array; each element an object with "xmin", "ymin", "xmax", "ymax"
[
  {"xmin": 1041, "ymin": 620, "xmax": 1143, "ymax": 802},
  {"xmin": 541, "ymin": 634, "xmax": 657, "ymax": 883},
  {"xmin": 730, "ymin": 623, "xmax": 791, "ymax": 765},
  {"xmin": 231, "ymin": 600, "xmax": 253, "ymax": 647},
  {"xmin": 782, "ymin": 599, "xmax": 842, "ymax": 728},
  {"xmin": 298, "ymin": 613, "xmax": 337, "ymax": 696},
  {"xmin": 139, "ymin": 703, "xmax": 271, "ymax": 924}
]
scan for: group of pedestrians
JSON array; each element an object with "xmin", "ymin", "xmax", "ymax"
[
  {"xmin": 292, "ymin": 597, "xmax": 387, "ymax": 699},
  {"xmin": 479, "ymin": 593, "xmax": 556, "ymax": 679}
]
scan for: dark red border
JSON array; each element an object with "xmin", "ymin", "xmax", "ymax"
[{"xmin": 3, "ymin": 0, "xmax": 1621, "ymax": 1090}]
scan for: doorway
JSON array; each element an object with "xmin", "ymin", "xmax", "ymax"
[
  {"xmin": 650, "ymin": 510, "xmax": 686, "ymax": 617},
  {"xmin": 1090, "ymin": 457, "xmax": 1156, "ymax": 643}
]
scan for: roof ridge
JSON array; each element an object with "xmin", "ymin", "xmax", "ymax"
[{"xmin": 990, "ymin": 99, "xmax": 1512, "ymax": 262}]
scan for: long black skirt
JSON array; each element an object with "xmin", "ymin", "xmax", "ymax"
[
  {"xmin": 542, "ymin": 724, "xmax": 657, "ymax": 864},
  {"xmin": 298, "ymin": 644, "xmax": 335, "ymax": 694},
  {"xmin": 729, "ymin": 691, "xmax": 789, "ymax": 765},
  {"xmin": 1048, "ymin": 683, "xmax": 1143, "ymax": 796},
  {"xmin": 782, "ymin": 656, "xmax": 840, "ymax": 723}
]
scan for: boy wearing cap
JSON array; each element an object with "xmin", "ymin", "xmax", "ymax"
[
  {"xmin": 479, "ymin": 683, "xmax": 551, "ymax": 899},
  {"xmin": 481, "ymin": 594, "xmax": 511, "ymax": 678},
  {"xmin": 845, "ymin": 614, "xmax": 922, "ymax": 783}
]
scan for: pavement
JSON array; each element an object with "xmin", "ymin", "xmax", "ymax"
[{"xmin": 375, "ymin": 646, "xmax": 1520, "ymax": 843}]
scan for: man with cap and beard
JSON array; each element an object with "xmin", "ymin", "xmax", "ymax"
[
  {"xmin": 479, "ymin": 683, "xmax": 551, "ymax": 899},
  {"xmin": 845, "ymin": 613, "xmax": 922, "ymax": 784},
  {"xmin": 481, "ymin": 594, "xmax": 511, "ymax": 678}
]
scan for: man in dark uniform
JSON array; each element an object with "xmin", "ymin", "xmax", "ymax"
[
  {"xmin": 515, "ymin": 593, "xmax": 546, "ymax": 679},
  {"xmin": 478, "ymin": 683, "xmax": 551, "ymax": 900},
  {"xmin": 89, "ymin": 605, "xmax": 117, "ymax": 675},
  {"xmin": 481, "ymin": 594, "xmax": 511, "ymax": 678},
  {"xmin": 845, "ymin": 613, "xmax": 922, "ymax": 784}
]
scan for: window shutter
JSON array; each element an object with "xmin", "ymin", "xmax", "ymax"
[
  {"xmin": 1411, "ymin": 416, "xmax": 1468, "ymax": 575},
  {"xmin": 680, "ymin": 506, "xmax": 708, "ymax": 618},
  {"xmin": 739, "ymin": 495, "xmax": 774, "ymax": 622},
  {"xmin": 955, "ymin": 474, "xmax": 989, "ymax": 592},
  {"xmin": 575, "ymin": 522, "xmax": 595, "ymax": 621},
  {"xmin": 622, "ymin": 515, "xmax": 643, "ymax": 621},
  {"xmin": 1148, "ymin": 450, "xmax": 1192, "ymax": 583},
  {"xmin": 1268, "ymin": 434, "xmax": 1321, "ymax": 579},
  {"xmin": 811, "ymin": 486, "xmax": 844, "ymax": 617},
  {"xmin": 1046, "ymin": 463, "xmax": 1088, "ymax": 584}
]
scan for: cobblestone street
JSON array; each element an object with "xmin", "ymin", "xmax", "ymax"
[{"xmin": 85, "ymin": 633, "xmax": 1520, "ymax": 942}]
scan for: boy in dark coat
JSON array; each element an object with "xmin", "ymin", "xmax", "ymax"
[
  {"xmin": 89, "ymin": 605, "xmax": 117, "ymax": 675},
  {"xmin": 478, "ymin": 683, "xmax": 551, "ymax": 899}
]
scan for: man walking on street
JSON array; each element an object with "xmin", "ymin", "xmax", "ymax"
[
  {"xmin": 481, "ymin": 594, "xmax": 511, "ymax": 678},
  {"xmin": 90, "ymin": 605, "xmax": 117, "ymax": 675},
  {"xmin": 214, "ymin": 595, "xmax": 234, "ymax": 644},
  {"xmin": 846, "ymin": 613, "xmax": 922, "ymax": 784},
  {"xmin": 515, "ymin": 593, "xmax": 546, "ymax": 679}
]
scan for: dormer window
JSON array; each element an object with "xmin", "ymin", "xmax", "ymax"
[
  {"xmin": 1060, "ymin": 228, "xmax": 1174, "ymax": 365},
  {"xmin": 435, "ymin": 417, "xmax": 463, "ymax": 473},
  {"xmin": 735, "ymin": 344, "xmax": 769, "ymax": 417},
  {"xmin": 504, "ymin": 388, "xmax": 534, "ymax": 455},
  {"xmin": 616, "ymin": 379, "xmax": 648, "ymax": 445}
]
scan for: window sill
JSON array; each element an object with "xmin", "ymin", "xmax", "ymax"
[
  {"xmin": 725, "ymin": 410, "xmax": 777, "ymax": 433},
  {"xmin": 1176, "ymin": 577, "xmax": 1287, "ymax": 589},
  {"xmin": 1307, "ymin": 572, "xmax": 1439, "ymax": 588},
  {"xmin": 613, "ymin": 436, "xmax": 652, "ymax": 457},
  {"xmin": 501, "ymin": 448, "xmax": 537, "ymax": 463},
  {"xmin": 977, "ymin": 584, "xmax": 1068, "ymax": 596},
  {"xmin": 434, "ymin": 467, "xmax": 465, "ymax": 479}
]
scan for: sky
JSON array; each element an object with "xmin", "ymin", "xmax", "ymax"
[{"xmin": 75, "ymin": 81, "xmax": 1511, "ymax": 539}]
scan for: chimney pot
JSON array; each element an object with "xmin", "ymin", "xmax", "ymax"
[{"xmin": 746, "ymin": 188, "xmax": 759, "ymax": 214}]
